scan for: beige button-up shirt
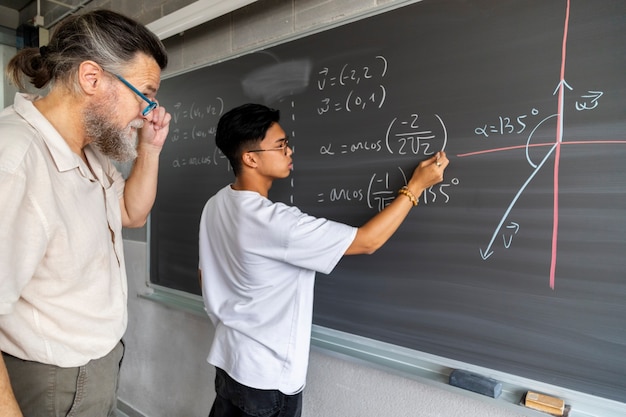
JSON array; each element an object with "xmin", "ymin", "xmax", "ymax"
[{"xmin": 0, "ymin": 93, "xmax": 128, "ymax": 366}]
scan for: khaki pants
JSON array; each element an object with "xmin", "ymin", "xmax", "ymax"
[{"xmin": 3, "ymin": 341, "xmax": 124, "ymax": 417}]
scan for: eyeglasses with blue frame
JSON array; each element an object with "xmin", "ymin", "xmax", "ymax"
[{"xmin": 114, "ymin": 74, "xmax": 158, "ymax": 117}]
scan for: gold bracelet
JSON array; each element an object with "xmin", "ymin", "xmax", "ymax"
[{"xmin": 398, "ymin": 186, "xmax": 418, "ymax": 207}]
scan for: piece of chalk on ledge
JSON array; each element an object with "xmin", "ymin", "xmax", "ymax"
[
  {"xmin": 524, "ymin": 391, "xmax": 565, "ymax": 416},
  {"xmin": 448, "ymin": 369, "xmax": 502, "ymax": 398}
]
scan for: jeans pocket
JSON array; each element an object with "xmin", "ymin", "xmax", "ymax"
[
  {"xmin": 239, "ymin": 389, "xmax": 281, "ymax": 417},
  {"xmin": 214, "ymin": 368, "xmax": 282, "ymax": 417}
]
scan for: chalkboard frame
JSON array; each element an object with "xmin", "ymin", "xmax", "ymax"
[{"xmin": 144, "ymin": 1, "xmax": 626, "ymax": 414}]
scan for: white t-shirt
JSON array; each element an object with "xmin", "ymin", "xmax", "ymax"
[
  {"xmin": 199, "ymin": 185, "xmax": 357, "ymax": 394},
  {"xmin": 0, "ymin": 93, "xmax": 127, "ymax": 366}
]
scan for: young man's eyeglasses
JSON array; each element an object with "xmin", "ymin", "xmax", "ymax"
[
  {"xmin": 114, "ymin": 74, "xmax": 158, "ymax": 117},
  {"xmin": 248, "ymin": 137, "xmax": 290, "ymax": 155}
]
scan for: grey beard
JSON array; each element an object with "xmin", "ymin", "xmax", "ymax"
[{"xmin": 84, "ymin": 111, "xmax": 143, "ymax": 162}]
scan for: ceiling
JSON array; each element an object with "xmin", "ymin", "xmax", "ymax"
[
  {"xmin": 0, "ymin": 0, "xmax": 259, "ymax": 45},
  {"xmin": 0, "ymin": 0, "xmax": 88, "ymax": 30},
  {"xmin": 0, "ymin": 0, "xmax": 87, "ymax": 47},
  {"xmin": 0, "ymin": 0, "xmax": 33, "ymax": 11}
]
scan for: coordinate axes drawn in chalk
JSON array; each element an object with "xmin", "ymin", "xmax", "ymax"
[{"xmin": 459, "ymin": 0, "xmax": 626, "ymax": 289}]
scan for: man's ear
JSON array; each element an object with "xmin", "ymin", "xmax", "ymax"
[
  {"xmin": 242, "ymin": 151, "xmax": 258, "ymax": 169},
  {"xmin": 78, "ymin": 60, "xmax": 104, "ymax": 96}
]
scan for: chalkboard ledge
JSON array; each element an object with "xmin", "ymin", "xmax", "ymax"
[
  {"xmin": 141, "ymin": 286, "xmax": 623, "ymax": 417},
  {"xmin": 311, "ymin": 326, "xmax": 622, "ymax": 417},
  {"xmin": 139, "ymin": 285, "xmax": 206, "ymax": 317}
]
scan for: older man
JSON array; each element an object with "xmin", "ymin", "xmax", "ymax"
[{"xmin": 0, "ymin": 9, "xmax": 170, "ymax": 417}]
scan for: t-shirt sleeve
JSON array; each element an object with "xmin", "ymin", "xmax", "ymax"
[{"xmin": 284, "ymin": 211, "xmax": 357, "ymax": 275}]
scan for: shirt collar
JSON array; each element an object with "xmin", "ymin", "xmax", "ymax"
[{"xmin": 13, "ymin": 93, "xmax": 81, "ymax": 174}]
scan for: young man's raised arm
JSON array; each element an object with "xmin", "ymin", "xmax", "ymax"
[{"xmin": 346, "ymin": 151, "xmax": 448, "ymax": 255}]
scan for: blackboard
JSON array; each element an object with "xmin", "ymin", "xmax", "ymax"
[{"xmin": 150, "ymin": 0, "xmax": 626, "ymax": 403}]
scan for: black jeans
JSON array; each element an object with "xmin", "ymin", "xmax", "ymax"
[{"xmin": 209, "ymin": 368, "xmax": 302, "ymax": 417}]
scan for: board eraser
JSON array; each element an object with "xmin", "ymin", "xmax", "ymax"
[
  {"xmin": 448, "ymin": 369, "xmax": 502, "ymax": 398},
  {"xmin": 524, "ymin": 391, "xmax": 565, "ymax": 416}
]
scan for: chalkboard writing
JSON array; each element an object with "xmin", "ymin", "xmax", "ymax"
[{"xmin": 150, "ymin": 0, "xmax": 626, "ymax": 403}]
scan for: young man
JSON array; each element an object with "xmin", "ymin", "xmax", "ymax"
[
  {"xmin": 199, "ymin": 103, "xmax": 449, "ymax": 417},
  {"xmin": 0, "ymin": 10, "xmax": 170, "ymax": 417}
]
